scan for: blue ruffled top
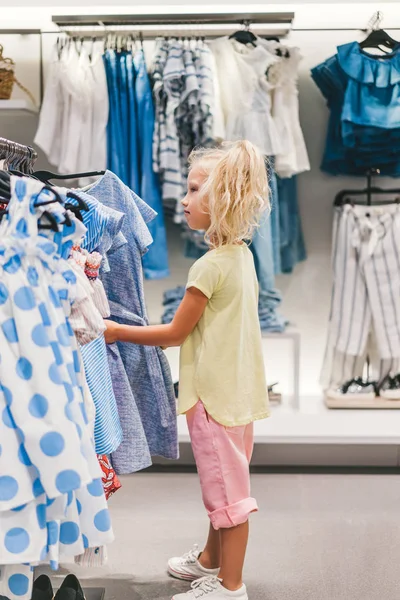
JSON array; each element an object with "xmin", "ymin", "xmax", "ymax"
[
  {"xmin": 312, "ymin": 41, "xmax": 400, "ymax": 177},
  {"xmin": 338, "ymin": 42, "xmax": 400, "ymax": 129}
]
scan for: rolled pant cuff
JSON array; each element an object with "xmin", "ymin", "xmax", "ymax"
[{"xmin": 208, "ymin": 498, "xmax": 258, "ymax": 530}]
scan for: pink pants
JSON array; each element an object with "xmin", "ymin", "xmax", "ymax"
[{"xmin": 186, "ymin": 401, "xmax": 258, "ymax": 530}]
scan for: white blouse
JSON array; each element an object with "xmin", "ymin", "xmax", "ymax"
[
  {"xmin": 261, "ymin": 40, "xmax": 310, "ymax": 177},
  {"xmin": 210, "ymin": 37, "xmax": 282, "ymax": 156}
]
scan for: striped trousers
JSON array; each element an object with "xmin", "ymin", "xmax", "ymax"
[{"xmin": 321, "ymin": 204, "xmax": 400, "ymax": 388}]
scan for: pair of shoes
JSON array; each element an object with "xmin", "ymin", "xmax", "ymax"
[
  {"xmin": 168, "ymin": 544, "xmax": 219, "ymax": 581},
  {"xmin": 326, "ymin": 377, "xmax": 378, "ymax": 401},
  {"xmin": 171, "ymin": 576, "xmax": 248, "ymax": 600},
  {"xmin": 32, "ymin": 575, "xmax": 85, "ymax": 600},
  {"xmin": 168, "ymin": 547, "xmax": 248, "ymax": 600},
  {"xmin": 380, "ymin": 375, "xmax": 400, "ymax": 400}
]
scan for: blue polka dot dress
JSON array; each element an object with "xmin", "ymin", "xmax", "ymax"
[{"xmin": 0, "ymin": 178, "xmax": 114, "ymax": 600}]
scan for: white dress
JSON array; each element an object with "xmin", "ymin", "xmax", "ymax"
[
  {"xmin": 210, "ymin": 37, "xmax": 282, "ymax": 156},
  {"xmin": 88, "ymin": 47, "xmax": 109, "ymax": 172},
  {"xmin": 261, "ymin": 40, "xmax": 310, "ymax": 177},
  {"xmin": 34, "ymin": 49, "xmax": 64, "ymax": 168},
  {"xmin": 59, "ymin": 45, "xmax": 92, "ymax": 174}
]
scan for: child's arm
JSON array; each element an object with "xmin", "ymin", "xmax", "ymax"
[{"xmin": 104, "ymin": 286, "xmax": 208, "ymax": 347}]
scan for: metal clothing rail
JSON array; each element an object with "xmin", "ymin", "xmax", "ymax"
[
  {"xmin": 52, "ymin": 12, "xmax": 295, "ymax": 27},
  {"xmin": 50, "ymin": 12, "xmax": 294, "ymax": 39}
]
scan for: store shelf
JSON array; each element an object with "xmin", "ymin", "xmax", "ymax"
[
  {"xmin": 325, "ymin": 396, "xmax": 400, "ymax": 410},
  {"xmin": 0, "ymin": 99, "xmax": 37, "ymax": 113},
  {"xmin": 175, "ymin": 395, "xmax": 400, "ymax": 446}
]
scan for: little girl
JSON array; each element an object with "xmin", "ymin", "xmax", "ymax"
[{"xmin": 104, "ymin": 140, "xmax": 270, "ymax": 600}]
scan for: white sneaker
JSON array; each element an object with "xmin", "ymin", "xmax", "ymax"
[
  {"xmin": 171, "ymin": 576, "xmax": 248, "ymax": 600},
  {"xmin": 168, "ymin": 545, "xmax": 220, "ymax": 581}
]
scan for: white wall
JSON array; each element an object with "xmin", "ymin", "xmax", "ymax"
[{"xmin": 1, "ymin": 3, "xmax": 400, "ymax": 398}]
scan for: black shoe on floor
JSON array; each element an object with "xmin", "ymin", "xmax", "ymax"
[
  {"xmin": 32, "ymin": 575, "xmax": 53, "ymax": 600},
  {"xmin": 54, "ymin": 575, "xmax": 85, "ymax": 600}
]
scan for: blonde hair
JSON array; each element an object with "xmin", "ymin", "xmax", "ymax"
[{"xmin": 188, "ymin": 140, "xmax": 270, "ymax": 248}]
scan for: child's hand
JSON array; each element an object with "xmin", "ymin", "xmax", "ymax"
[{"xmin": 104, "ymin": 320, "xmax": 121, "ymax": 344}]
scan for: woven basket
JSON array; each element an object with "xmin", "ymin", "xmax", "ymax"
[
  {"xmin": 0, "ymin": 44, "xmax": 36, "ymax": 105},
  {"xmin": 0, "ymin": 45, "xmax": 15, "ymax": 100}
]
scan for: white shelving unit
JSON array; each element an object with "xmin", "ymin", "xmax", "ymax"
[{"xmin": 0, "ymin": 99, "xmax": 37, "ymax": 113}]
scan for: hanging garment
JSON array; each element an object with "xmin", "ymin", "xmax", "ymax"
[
  {"xmin": 35, "ymin": 42, "xmax": 108, "ymax": 175},
  {"xmin": 0, "ymin": 565, "xmax": 33, "ymax": 600},
  {"xmin": 81, "ymin": 335, "xmax": 123, "ymax": 455},
  {"xmin": 261, "ymin": 41, "xmax": 310, "ymax": 178},
  {"xmin": 0, "ymin": 177, "xmax": 113, "ymax": 581},
  {"xmin": 200, "ymin": 45, "xmax": 226, "ymax": 142},
  {"xmin": 86, "ymin": 171, "xmax": 178, "ymax": 460},
  {"xmin": 67, "ymin": 250, "xmax": 106, "ymax": 346},
  {"xmin": 152, "ymin": 40, "xmax": 170, "ymax": 192},
  {"xmin": 108, "ymin": 340, "xmax": 153, "ymax": 474},
  {"xmin": 337, "ymin": 43, "xmax": 400, "ymax": 135},
  {"xmin": 153, "ymin": 41, "xmax": 186, "ymax": 206},
  {"xmin": 58, "ymin": 44, "xmax": 92, "ymax": 174},
  {"xmin": 104, "ymin": 49, "xmax": 128, "ymax": 183},
  {"xmin": 276, "ymin": 175, "xmax": 307, "ymax": 273},
  {"xmin": 312, "ymin": 43, "xmax": 400, "ymax": 176},
  {"xmin": 126, "ymin": 51, "xmax": 141, "ymax": 193},
  {"xmin": 321, "ymin": 203, "xmax": 400, "ymax": 388},
  {"xmin": 83, "ymin": 250, "xmax": 111, "ymax": 317},
  {"xmin": 88, "ymin": 45, "xmax": 109, "ymax": 172},
  {"xmin": 173, "ymin": 45, "xmax": 201, "ymax": 224},
  {"xmin": 268, "ymin": 159, "xmax": 282, "ymax": 275},
  {"xmin": 34, "ymin": 48, "xmax": 64, "ymax": 167},
  {"xmin": 251, "ymin": 214, "xmax": 287, "ymax": 333},
  {"xmin": 134, "ymin": 48, "xmax": 170, "ymax": 279},
  {"xmin": 71, "ymin": 188, "xmax": 152, "ymax": 473},
  {"xmin": 58, "ymin": 189, "xmax": 124, "ymax": 456},
  {"xmin": 211, "ymin": 37, "xmax": 282, "ymax": 156}
]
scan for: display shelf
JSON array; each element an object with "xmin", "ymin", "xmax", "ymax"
[
  {"xmin": 325, "ymin": 396, "xmax": 400, "ymax": 409},
  {"xmin": 262, "ymin": 328, "xmax": 300, "ymax": 409},
  {"xmin": 0, "ymin": 99, "xmax": 37, "ymax": 113},
  {"xmin": 175, "ymin": 394, "xmax": 400, "ymax": 445}
]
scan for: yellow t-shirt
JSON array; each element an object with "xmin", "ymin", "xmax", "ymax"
[{"xmin": 178, "ymin": 244, "xmax": 270, "ymax": 427}]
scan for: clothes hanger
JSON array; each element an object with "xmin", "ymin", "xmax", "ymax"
[
  {"xmin": 0, "ymin": 178, "xmax": 73, "ymax": 231},
  {"xmin": 359, "ymin": 29, "xmax": 400, "ymax": 54},
  {"xmin": 64, "ymin": 190, "xmax": 89, "ymax": 213},
  {"xmin": 33, "ymin": 169, "xmax": 106, "ymax": 183},
  {"xmin": 334, "ymin": 169, "xmax": 400, "ymax": 207},
  {"xmin": 229, "ymin": 21, "xmax": 257, "ymax": 47},
  {"xmin": 359, "ymin": 11, "xmax": 400, "ymax": 56}
]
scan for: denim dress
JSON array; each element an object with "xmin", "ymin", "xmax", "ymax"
[
  {"xmin": 134, "ymin": 49, "xmax": 170, "ymax": 280},
  {"xmin": 88, "ymin": 171, "xmax": 178, "ymax": 461},
  {"xmin": 72, "ymin": 189, "xmax": 152, "ymax": 473}
]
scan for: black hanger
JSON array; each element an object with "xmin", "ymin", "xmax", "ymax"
[
  {"xmin": 0, "ymin": 179, "xmax": 72, "ymax": 232},
  {"xmin": 65, "ymin": 191, "xmax": 89, "ymax": 212},
  {"xmin": 359, "ymin": 29, "xmax": 400, "ymax": 56},
  {"xmin": 334, "ymin": 169, "xmax": 400, "ymax": 206},
  {"xmin": 0, "ymin": 171, "xmax": 11, "ymax": 201},
  {"xmin": 33, "ymin": 170, "xmax": 106, "ymax": 183},
  {"xmin": 229, "ymin": 22, "xmax": 257, "ymax": 47}
]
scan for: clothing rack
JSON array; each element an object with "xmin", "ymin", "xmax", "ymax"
[
  {"xmin": 0, "ymin": 137, "xmax": 37, "ymax": 172},
  {"xmin": 50, "ymin": 12, "xmax": 294, "ymax": 39}
]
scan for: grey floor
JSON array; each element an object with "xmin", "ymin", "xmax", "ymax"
[{"xmin": 50, "ymin": 472, "xmax": 400, "ymax": 600}]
